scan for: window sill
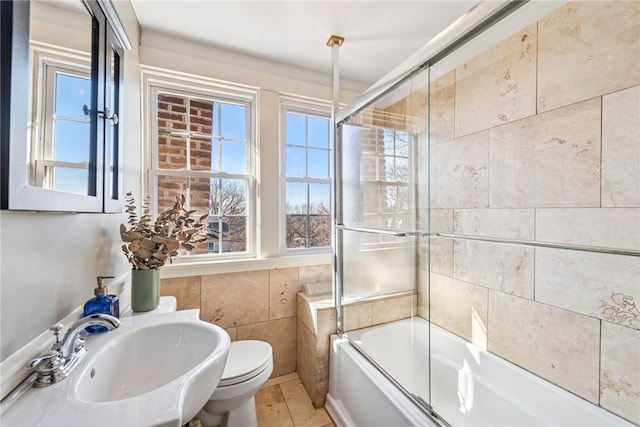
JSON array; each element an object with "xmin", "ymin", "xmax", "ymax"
[{"xmin": 160, "ymin": 252, "xmax": 333, "ymax": 279}]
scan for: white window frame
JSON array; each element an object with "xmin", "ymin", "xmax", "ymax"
[
  {"xmin": 143, "ymin": 71, "xmax": 258, "ymax": 261},
  {"xmin": 280, "ymin": 96, "xmax": 332, "ymax": 254}
]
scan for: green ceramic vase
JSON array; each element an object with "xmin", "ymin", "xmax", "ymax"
[{"xmin": 131, "ymin": 268, "xmax": 160, "ymax": 312}]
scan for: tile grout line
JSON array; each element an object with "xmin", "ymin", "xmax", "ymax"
[{"xmin": 278, "ymin": 382, "xmax": 298, "ymax": 427}]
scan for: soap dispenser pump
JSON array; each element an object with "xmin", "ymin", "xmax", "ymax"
[{"xmin": 82, "ymin": 276, "xmax": 120, "ymax": 333}]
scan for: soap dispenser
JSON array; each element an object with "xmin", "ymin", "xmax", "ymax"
[{"xmin": 83, "ymin": 275, "xmax": 120, "ymax": 333}]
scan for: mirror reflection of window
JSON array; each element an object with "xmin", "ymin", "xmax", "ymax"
[
  {"xmin": 28, "ymin": 0, "xmax": 94, "ymax": 196},
  {"xmin": 38, "ymin": 66, "xmax": 92, "ymax": 194}
]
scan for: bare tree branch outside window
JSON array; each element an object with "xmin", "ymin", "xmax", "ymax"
[{"xmin": 284, "ymin": 110, "xmax": 331, "ymax": 249}]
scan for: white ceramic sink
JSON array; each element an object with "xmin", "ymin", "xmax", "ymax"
[
  {"xmin": 1, "ymin": 310, "xmax": 230, "ymax": 426},
  {"xmin": 76, "ymin": 321, "xmax": 222, "ymax": 403}
]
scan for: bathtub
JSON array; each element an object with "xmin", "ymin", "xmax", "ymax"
[{"xmin": 326, "ymin": 317, "xmax": 633, "ymax": 427}]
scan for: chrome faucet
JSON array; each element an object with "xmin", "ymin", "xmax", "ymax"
[
  {"xmin": 55, "ymin": 314, "xmax": 121, "ymax": 358},
  {"xmin": 26, "ymin": 314, "xmax": 121, "ymax": 387}
]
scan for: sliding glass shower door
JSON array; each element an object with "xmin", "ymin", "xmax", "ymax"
[{"xmin": 336, "ymin": 69, "xmax": 432, "ymax": 409}]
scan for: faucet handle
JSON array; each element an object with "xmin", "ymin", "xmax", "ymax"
[
  {"xmin": 49, "ymin": 324, "xmax": 64, "ymax": 344},
  {"xmin": 26, "ymin": 350, "xmax": 59, "ymax": 369}
]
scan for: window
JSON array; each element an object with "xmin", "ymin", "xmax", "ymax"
[
  {"xmin": 283, "ymin": 105, "xmax": 331, "ymax": 250},
  {"xmin": 31, "ymin": 54, "xmax": 92, "ymax": 195},
  {"xmin": 148, "ymin": 81, "xmax": 255, "ymax": 258},
  {"xmin": 360, "ymin": 126, "xmax": 412, "ymax": 244}
]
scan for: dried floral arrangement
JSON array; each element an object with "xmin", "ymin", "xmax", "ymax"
[{"xmin": 120, "ymin": 192, "xmax": 211, "ymax": 270}]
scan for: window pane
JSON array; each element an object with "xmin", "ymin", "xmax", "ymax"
[
  {"xmin": 396, "ymin": 132, "xmax": 409, "ymax": 157},
  {"xmin": 55, "ymin": 73, "xmax": 90, "ymax": 120},
  {"xmin": 383, "ymin": 156, "xmax": 395, "ymax": 182},
  {"xmin": 286, "ymin": 182, "xmax": 307, "ymax": 214},
  {"xmin": 189, "ymin": 176, "xmax": 211, "ymax": 216},
  {"xmin": 227, "ymin": 216, "xmax": 247, "ymax": 252},
  {"xmin": 190, "ymin": 98, "xmax": 213, "ymax": 134},
  {"xmin": 211, "ymin": 178, "xmax": 222, "ymax": 216},
  {"xmin": 397, "ymin": 185, "xmax": 409, "ymax": 211},
  {"xmin": 221, "ymin": 103, "xmax": 246, "ymax": 140},
  {"xmin": 191, "ymin": 137, "xmax": 214, "ymax": 172},
  {"xmin": 221, "ymin": 179, "xmax": 247, "ymax": 215},
  {"xmin": 307, "ymin": 149, "xmax": 329, "ymax": 179},
  {"xmin": 207, "ymin": 217, "xmax": 247, "ymax": 253},
  {"xmin": 157, "ymin": 135, "xmax": 187, "ymax": 170},
  {"xmin": 211, "ymin": 139, "xmax": 221, "ymax": 172},
  {"xmin": 309, "ymin": 216, "xmax": 330, "ymax": 247},
  {"xmin": 308, "ymin": 116, "xmax": 329, "ymax": 148},
  {"xmin": 396, "ymin": 157, "xmax": 409, "ymax": 183},
  {"xmin": 53, "ymin": 120, "xmax": 90, "ymax": 162},
  {"xmin": 286, "ymin": 215, "xmax": 308, "ymax": 248},
  {"xmin": 158, "ymin": 93, "xmax": 187, "ymax": 133},
  {"xmin": 309, "ymin": 183, "xmax": 330, "ymax": 214},
  {"xmin": 286, "ymin": 146, "xmax": 306, "ymax": 178},
  {"xmin": 381, "ymin": 185, "xmax": 397, "ymax": 213},
  {"xmin": 286, "ymin": 112, "xmax": 305, "ymax": 146},
  {"xmin": 383, "ymin": 129, "xmax": 395, "ymax": 154},
  {"xmin": 213, "ymin": 102, "xmax": 220, "ymax": 137},
  {"xmin": 208, "ymin": 217, "xmax": 222, "ymax": 254},
  {"xmin": 52, "ymin": 167, "xmax": 88, "ymax": 195},
  {"xmin": 221, "ymin": 141, "xmax": 246, "ymax": 174},
  {"xmin": 157, "ymin": 175, "xmax": 188, "ymax": 212}
]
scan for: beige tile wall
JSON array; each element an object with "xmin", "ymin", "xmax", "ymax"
[
  {"xmin": 602, "ymin": 85, "xmax": 640, "ymax": 207},
  {"xmin": 161, "ymin": 263, "xmax": 332, "ymax": 378},
  {"xmin": 430, "ymin": 130, "xmax": 489, "ymax": 209},
  {"xmin": 536, "ymin": 208, "xmax": 640, "ymax": 250},
  {"xmin": 430, "ymin": 274, "xmax": 487, "ymax": 349},
  {"xmin": 296, "ymin": 294, "xmax": 336, "ymax": 408},
  {"xmin": 600, "ymin": 322, "xmax": 640, "ymax": 421},
  {"xmin": 488, "ymin": 98, "xmax": 602, "ymax": 208},
  {"xmin": 455, "ymin": 24, "xmax": 537, "ymax": 136},
  {"xmin": 418, "ymin": 1, "xmax": 640, "ymax": 424},
  {"xmin": 536, "ymin": 1, "xmax": 640, "ymax": 113},
  {"xmin": 488, "ymin": 291, "xmax": 601, "ymax": 403}
]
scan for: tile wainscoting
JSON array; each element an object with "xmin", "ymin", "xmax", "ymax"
[{"xmin": 161, "ymin": 264, "xmax": 332, "ymax": 378}]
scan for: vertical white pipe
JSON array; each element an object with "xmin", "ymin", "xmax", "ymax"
[
  {"xmin": 329, "ymin": 37, "xmax": 343, "ymax": 332},
  {"xmin": 331, "ymin": 43, "xmax": 340, "ymax": 124}
]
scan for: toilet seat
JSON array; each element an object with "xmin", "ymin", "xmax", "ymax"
[{"xmin": 218, "ymin": 340, "xmax": 272, "ymax": 387}]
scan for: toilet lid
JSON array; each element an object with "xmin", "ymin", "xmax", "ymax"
[{"xmin": 219, "ymin": 340, "xmax": 272, "ymax": 386}]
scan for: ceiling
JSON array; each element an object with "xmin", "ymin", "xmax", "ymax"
[{"xmin": 130, "ymin": 1, "xmax": 479, "ymax": 92}]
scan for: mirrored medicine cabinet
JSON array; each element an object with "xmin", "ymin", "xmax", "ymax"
[{"xmin": 1, "ymin": 0, "xmax": 131, "ymax": 212}]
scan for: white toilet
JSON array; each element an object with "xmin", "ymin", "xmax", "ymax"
[{"xmin": 196, "ymin": 340, "xmax": 273, "ymax": 427}]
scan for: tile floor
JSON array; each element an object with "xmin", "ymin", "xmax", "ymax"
[{"xmin": 257, "ymin": 373, "xmax": 335, "ymax": 427}]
